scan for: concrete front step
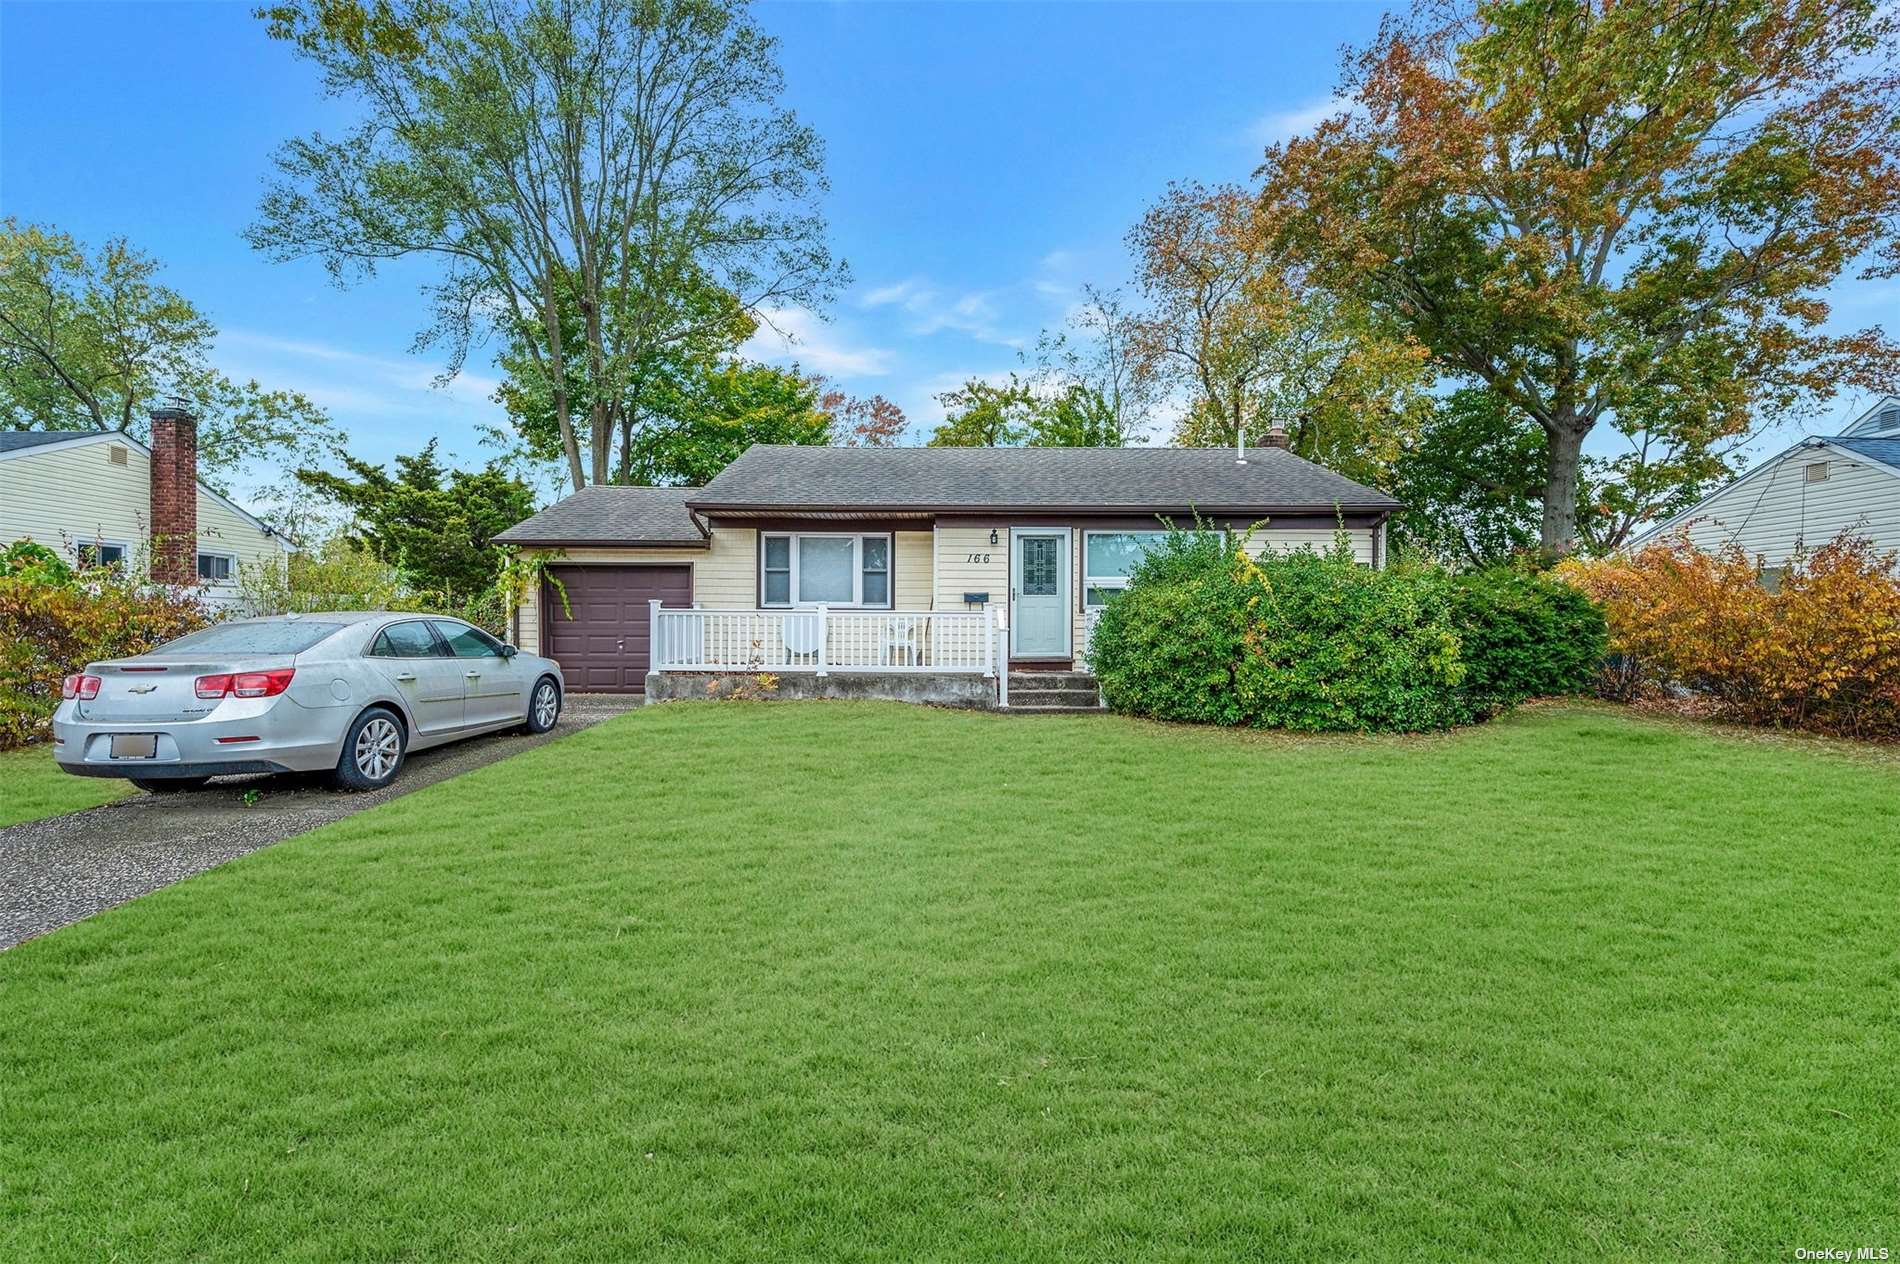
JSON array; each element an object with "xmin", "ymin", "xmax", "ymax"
[
  {"xmin": 1009, "ymin": 671, "xmax": 1099, "ymax": 690},
  {"xmin": 1008, "ymin": 687, "xmax": 1104, "ymax": 709}
]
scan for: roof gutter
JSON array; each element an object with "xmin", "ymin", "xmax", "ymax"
[{"xmin": 684, "ymin": 500, "xmax": 1403, "ymax": 517}]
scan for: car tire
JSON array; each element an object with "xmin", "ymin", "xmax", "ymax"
[
  {"xmin": 523, "ymin": 676, "xmax": 561, "ymax": 734},
  {"xmin": 129, "ymin": 777, "xmax": 210, "ymax": 794},
  {"xmin": 333, "ymin": 706, "xmax": 407, "ymax": 792}
]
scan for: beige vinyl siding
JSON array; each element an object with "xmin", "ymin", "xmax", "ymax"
[
  {"xmin": 894, "ymin": 530, "xmax": 933, "ymax": 609},
  {"xmin": 1244, "ymin": 527, "xmax": 1375, "ymax": 565},
  {"xmin": 933, "ymin": 524, "xmax": 1010, "ymax": 613},
  {"xmin": 0, "ymin": 437, "xmax": 288, "ymax": 595},
  {"xmin": 1649, "ymin": 449, "xmax": 1900, "ymax": 567},
  {"xmin": 513, "ymin": 535, "xmax": 741, "ymax": 655}
]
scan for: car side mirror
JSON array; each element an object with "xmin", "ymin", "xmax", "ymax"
[{"xmin": 500, "ymin": 644, "xmax": 519, "ymax": 659}]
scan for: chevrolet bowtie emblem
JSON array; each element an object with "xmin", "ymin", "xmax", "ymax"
[{"xmin": 127, "ymin": 684, "xmax": 158, "ymax": 694}]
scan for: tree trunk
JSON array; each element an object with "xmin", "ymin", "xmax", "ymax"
[
  {"xmin": 1540, "ymin": 423, "xmax": 1588, "ymax": 556},
  {"xmin": 538, "ymin": 278, "xmax": 586, "ymax": 493}
]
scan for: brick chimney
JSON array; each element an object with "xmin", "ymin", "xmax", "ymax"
[
  {"xmin": 1264, "ymin": 422, "xmax": 1290, "ymax": 450},
  {"xmin": 149, "ymin": 404, "xmax": 198, "ymax": 585}
]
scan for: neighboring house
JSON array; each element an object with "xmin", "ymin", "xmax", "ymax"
[
  {"xmin": 496, "ymin": 436, "xmax": 1400, "ymax": 706},
  {"xmin": 0, "ymin": 406, "xmax": 291, "ymax": 604},
  {"xmin": 1628, "ymin": 395, "xmax": 1900, "ymax": 567}
]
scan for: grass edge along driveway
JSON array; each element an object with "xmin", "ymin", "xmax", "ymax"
[
  {"xmin": 2, "ymin": 701, "xmax": 1895, "ymax": 1262},
  {"xmin": 0, "ymin": 747, "xmax": 128, "ymax": 828}
]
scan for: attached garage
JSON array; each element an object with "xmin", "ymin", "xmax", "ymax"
[
  {"xmin": 494, "ymin": 486, "xmax": 720, "ymax": 696},
  {"xmin": 542, "ymin": 564, "xmax": 692, "ymax": 694}
]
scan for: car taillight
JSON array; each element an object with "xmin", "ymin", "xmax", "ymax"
[
  {"xmin": 195, "ymin": 669, "xmax": 295, "ymax": 699},
  {"xmin": 232, "ymin": 669, "xmax": 295, "ymax": 698},
  {"xmin": 62, "ymin": 673, "xmax": 101, "ymax": 700}
]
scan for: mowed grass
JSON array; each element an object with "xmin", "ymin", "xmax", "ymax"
[
  {"xmin": 2, "ymin": 703, "xmax": 1896, "ymax": 1261},
  {"xmin": 0, "ymin": 747, "xmax": 128, "ymax": 828}
]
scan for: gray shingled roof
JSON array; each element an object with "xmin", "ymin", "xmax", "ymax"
[
  {"xmin": 690, "ymin": 444, "xmax": 1401, "ymax": 513},
  {"xmin": 494, "ymin": 485, "xmax": 708, "ymax": 547},
  {"xmin": 0, "ymin": 430, "xmax": 99, "ymax": 453},
  {"xmin": 1833, "ymin": 435, "xmax": 1900, "ymax": 471}
]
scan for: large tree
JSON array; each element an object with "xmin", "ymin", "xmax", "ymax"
[
  {"xmin": 1030, "ymin": 284, "xmax": 1157, "ymax": 445},
  {"xmin": 0, "ymin": 220, "xmax": 334, "ymax": 489},
  {"xmin": 295, "ymin": 440, "xmax": 535, "ymax": 599},
  {"xmin": 1264, "ymin": 0, "xmax": 1900, "ymax": 554},
  {"xmin": 1127, "ymin": 183, "xmax": 1428, "ymax": 454},
  {"xmin": 925, "ymin": 374, "xmax": 1124, "ymax": 447},
  {"xmin": 250, "ymin": 0, "xmax": 845, "ymax": 492}
]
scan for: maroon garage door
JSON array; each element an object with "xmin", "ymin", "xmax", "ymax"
[{"xmin": 543, "ymin": 565, "xmax": 692, "ymax": 694}]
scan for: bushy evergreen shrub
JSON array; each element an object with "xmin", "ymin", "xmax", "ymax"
[
  {"xmin": 1444, "ymin": 565, "xmax": 1607, "ymax": 717},
  {"xmin": 1087, "ymin": 532, "xmax": 1604, "ymax": 732}
]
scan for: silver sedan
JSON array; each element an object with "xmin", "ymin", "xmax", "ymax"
[{"xmin": 52, "ymin": 612, "xmax": 565, "ymax": 792}]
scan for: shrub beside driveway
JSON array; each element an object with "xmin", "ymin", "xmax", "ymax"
[{"xmin": 2, "ymin": 701, "xmax": 1895, "ymax": 1260}]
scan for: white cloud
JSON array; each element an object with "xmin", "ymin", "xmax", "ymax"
[
  {"xmin": 855, "ymin": 276, "xmax": 1027, "ymax": 349},
  {"xmin": 740, "ymin": 306, "xmax": 895, "ymax": 377},
  {"xmin": 1245, "ymin": 94, "xmax": 1347, "ymax": 148},
  {"xmin": 217, "ymin": 330, "xmax": 503, "ymax": 414}
]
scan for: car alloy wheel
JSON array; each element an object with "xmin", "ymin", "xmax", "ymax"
[
  {"xmin": 533, "ymin": 681, "xmax": 559, "ymax": 729},
  {"xmin": 354, "ymin": 716, "xmax": 401, "ymax": 782}
]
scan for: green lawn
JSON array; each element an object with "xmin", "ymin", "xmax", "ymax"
[
  {"xmin": 0, "ymin": 746, "xmax": 129, "ymax": 828},
  {"xmin": 2, "ymin": 703, "xmax": 1895, "ymax": 1260}
]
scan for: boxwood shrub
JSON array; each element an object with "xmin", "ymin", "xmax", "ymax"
[
  {"xmin": 1442, "ymin": 564, "xmax": 1608, "ymax": 719},
  {"xmin": 1086, "ymin": 531, "xmax": 1603, "ymax": 732}
]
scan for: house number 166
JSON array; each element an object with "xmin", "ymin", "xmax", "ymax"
[{"xmin": 965, "ymin": 552, "xmax": 992, "ymax": 564}]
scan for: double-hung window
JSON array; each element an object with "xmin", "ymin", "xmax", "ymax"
[
  {"xmin": 761, "ymin": 533, "xmax": 892, "ymax": 608},
  {"xmin": 1083, "ymin": 530, "xmax": 1173, "ymax": 608}
]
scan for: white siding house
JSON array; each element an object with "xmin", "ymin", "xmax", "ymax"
[
  {"xmin": 0, "ymin": 426, "xmax": 290, "ymax": 604},
  {"xmin": 1628, "ymin": 396, "xmax": 1900, "ymax": 566}
]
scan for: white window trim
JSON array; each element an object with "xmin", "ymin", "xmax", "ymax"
[
  {"xmin": 1082, "ymin": 529, "xmax": 1188, "ymax": 609},
  {"xmin": 760, "ymin": 532, "xmax": 894, "ymax": 609},
  {"xmin": 196, "ymin": 549, "xmax": 239, "ymax": 584},
  {"xmin": 74, "ymin": 537, "xmax": 131, "ymax": 568}
]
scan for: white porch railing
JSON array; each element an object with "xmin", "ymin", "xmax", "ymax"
[{"xmin": 650, "ymin": 603, "xmax": 997, "ymax": 676}]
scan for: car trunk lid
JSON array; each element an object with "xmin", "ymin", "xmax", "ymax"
[{"xmin": 80, "ymin": 655, "xmax": 296, "ymax": 723}]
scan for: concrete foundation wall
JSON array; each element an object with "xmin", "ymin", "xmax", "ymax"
[{"xmin": 645, "ymin": 671, "xmax": 999, "ymax": 709}]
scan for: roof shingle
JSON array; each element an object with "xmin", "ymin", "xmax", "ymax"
[
  {"xmin": 0, "ymin": 430, "xmax": 101, "ymax": 454},
  {"xmin": 690, "ymin": 444, "xmax": 1400, "ymax": 514},
  {"xmin": 493, "ymin": 485, "xmax": 708, "ymax": 547},
  {"xmin": 1832, "ymin": 435, "xmax": 1900, "ymax": 471}
]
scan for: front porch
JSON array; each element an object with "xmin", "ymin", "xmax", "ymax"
[{"xmin": 643, "ymin": 603, "xmax": 1103, "ymax": 711}]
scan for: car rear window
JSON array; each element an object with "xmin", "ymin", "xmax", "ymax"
[{"xmin": 156, "ymin": 621, "xmax": 347, "ymax": 655}]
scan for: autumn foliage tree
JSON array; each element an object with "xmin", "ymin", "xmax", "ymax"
[
  {"xmin": 1127, "ymin": 182, "xmax": 1429, "ymax": 473},
  {"xmin": 1263, "ymin": 0, "xmax": 1900, "ymax": 555},
  {"xmin": 820, "ymin": 383, "xmax": 907, "ymax": 447}
]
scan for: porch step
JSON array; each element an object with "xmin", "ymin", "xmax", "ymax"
[
  {"xmin": 1009, "ymin": 671, "xmax": 1100, "ymax": 690},
  {"xmin": 1005, "ymin": 671, "xmax": 1104, "ymax": 711}
]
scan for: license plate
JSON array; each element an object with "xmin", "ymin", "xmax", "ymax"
[{"xmin": 109, "ymin": 734, "xmax": 158, "ymax": 759}]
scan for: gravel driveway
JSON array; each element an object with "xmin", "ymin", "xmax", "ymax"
[{"xmin": 0, "ymin": 693, "xmax": 639, "ymax": 950}]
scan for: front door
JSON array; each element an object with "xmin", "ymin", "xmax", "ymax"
[{"xmin": 1011, "ymin": 529, "xmax": 1070, "ymax": 659}]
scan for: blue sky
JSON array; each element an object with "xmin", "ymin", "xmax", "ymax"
[{"xmin": 2, "ymin": 1, "xmax": 1892, "ymax": 510}]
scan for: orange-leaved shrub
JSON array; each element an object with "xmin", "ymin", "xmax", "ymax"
[
  {"xmin": 0, "ymin": 569, "xmax": 211, "ymax": 750},
  {"xmin": 1557, "ymin": 531, "xmax": 1900, "ymax": 738}
]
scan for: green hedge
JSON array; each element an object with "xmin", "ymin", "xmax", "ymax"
[{"xmin": 1087, "ymin": 531, "xmax": 1604, "ymax": 732}]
